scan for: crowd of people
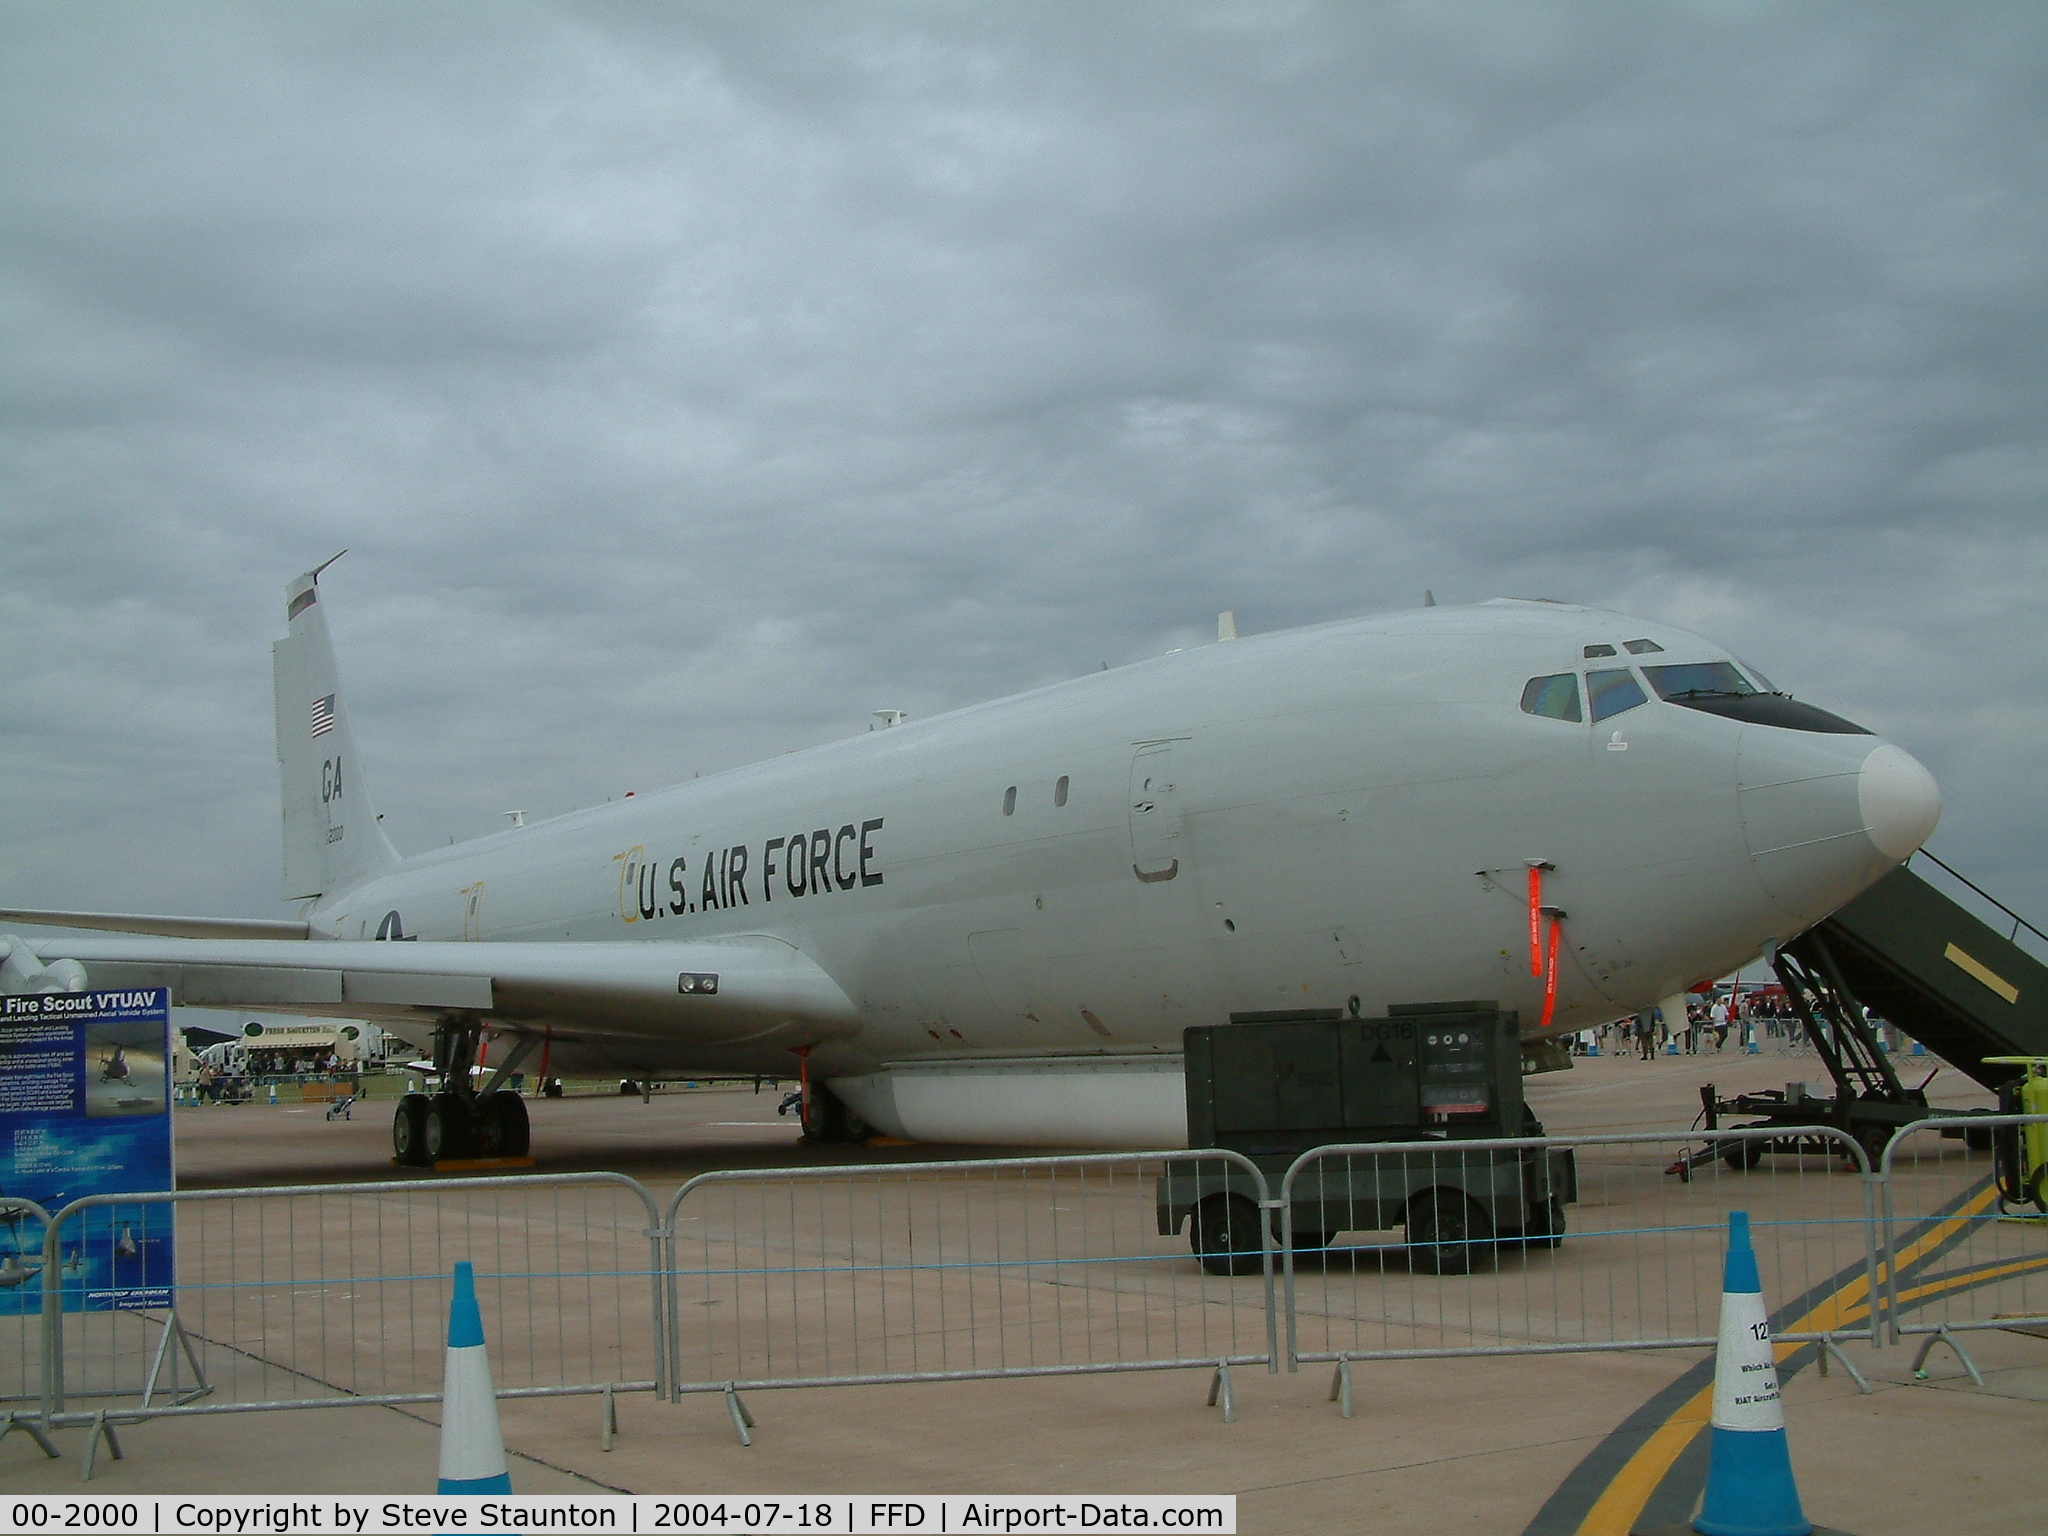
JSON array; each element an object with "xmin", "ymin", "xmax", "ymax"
[
  {"xmin": 191, "ymin": 1049, "xmax": 354, "ymax": 1103},
  {"xmin": 1571, "ymin": 989, "xmax": 1805, "ymax": 1059}
]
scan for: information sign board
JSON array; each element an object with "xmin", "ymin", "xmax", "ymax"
[{"xmin": 0, "ymin": 987, "xmax": 175, "ymax": 1312}]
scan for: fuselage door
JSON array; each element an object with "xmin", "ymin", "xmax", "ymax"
[{"xmin": 1128, "ymin": 742, "xmax": 1186, "ymax": 883}]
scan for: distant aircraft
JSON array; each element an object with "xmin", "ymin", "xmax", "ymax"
[
  {"xmin": 0, "ymin": 1252, "xmax": 40, "ymax": 1289},
  {"xmin": 1, "ymin": 566, "xmax": 1939, "ymax": 1164}
]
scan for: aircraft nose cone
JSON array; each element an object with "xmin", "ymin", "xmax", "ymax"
[
  {"xmin": 1737, "ymin": 732, "xmax": 1938, "ymax": 928},
  {"xmin": 1858, "ymin": 742, "xmax": 1941, "ymax": 861}
]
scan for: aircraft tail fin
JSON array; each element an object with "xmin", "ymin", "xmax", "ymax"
[{"xmin": 273, "ymin": 561, "xmax": 400, "ymax": 903}]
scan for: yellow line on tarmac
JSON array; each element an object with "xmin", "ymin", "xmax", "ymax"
[
  {"xmin": 1891, "ymin": 1250, "xmax": 2048, "ymax": 1308},
  {"xmin": 1881, "ymin": 1185, "xmax": 2000, "ymax": 1281},
  {"xmin": 1573, "ymin": 1379, "xmax": 1715, "ymax": 1536},
  {"xmin": 1566, "ymin": 1190, "xmax": 2007, "ymax": 1536}
]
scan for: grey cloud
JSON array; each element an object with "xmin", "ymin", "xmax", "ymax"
[{"xmin": 2, "ymin": 1, "xmax": 2045, "ymax": 919}]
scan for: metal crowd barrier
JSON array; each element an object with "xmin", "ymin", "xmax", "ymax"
[
  {"xmin": 1878, "ymin": 1113, "xmax": 2048, "ymax": 1382},
  {"xmin": 32, "ymin": 1173, "xmax": 666, "ymax": 1432},
  {"xmin": 1, "ymin": 1118, "xmax": 2040, "ymax": 1455},
  {"xmin": 660, "ymin": 1150, "xmax": 1276, "ymax": 1431},
  {"xmin": 0, "ymin": 1199, "xmax": 52, "ymax": 1421},
  {"xmin": 1281, "ymin": 1127, "xmax": 1882, "ymax": 1386}
]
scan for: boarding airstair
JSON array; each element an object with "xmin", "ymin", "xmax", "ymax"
[
  {"xmin": 1807, "ymin": 852, "xmax": 2048, "ymax": 1084},
  {"xmin": 1698, "ymin": 851, "xmax": 2048, "ymax": 1167}
]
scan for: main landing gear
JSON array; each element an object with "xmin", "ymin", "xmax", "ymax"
[
  {"xmin": 775, "ymin": 1079, "xmax": 870, "ymax": 1145},
  {"xmin": 392, "ymin": 1019, "xmax": 534, "ymax": 1168}
]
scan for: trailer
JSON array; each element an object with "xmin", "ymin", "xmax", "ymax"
[
  {"xmin": 1160, "ymin": 1002, "xmax": 1576, "ymax": 1275},
  {"xmin": 1680, "ymin": 854, "xmax": 2048, "ymax": 1175}
]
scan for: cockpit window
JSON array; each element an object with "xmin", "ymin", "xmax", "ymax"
[
  {"xmin": 1520, "ymin": 673, "xmax": 1582, "ymax": 722},
  {"xmin": 1587, "ymin": 668, "xmax": 1648, "ymax": 722},
  {"xmin": 1645, "ymin": 660, "xmax": 1869, "ymax": 733},
  {"xmin": 1623, "ymin": 638, "xmax": 1664, "ymax": 654},
  {"xmin": 1736, "ymin": 658, "xmax": 1776, "ymax": 692},
  {"xmin": 1643, "ymin": 662, "xmax": 1758, "ymax": 702},
  {"xmin": 1582, "ymin": 643, "xmax": 1617, "ymax": 658}
]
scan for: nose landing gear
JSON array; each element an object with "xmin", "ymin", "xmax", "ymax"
[{"xmin": 392, "ymin": 1018, "xmax": 536, "ymax": 1168}]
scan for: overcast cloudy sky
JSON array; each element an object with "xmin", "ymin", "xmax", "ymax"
[{"xmin": 4, "ymin": 2, "xmax": 2045, "ymax": 927}]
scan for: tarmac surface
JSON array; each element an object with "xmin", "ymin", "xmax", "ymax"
[{"xmin": 3, "ymin": 1043, "xmax": 2042, "ymax": 1535}]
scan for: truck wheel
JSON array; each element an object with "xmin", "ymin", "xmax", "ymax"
[
  {"xmin": 1852, "ymin": 1124, "xmax": 1893, "ymax": 1171},
  {"xmin": 1721, "ymin": 1137, "xmax": 1765, "ymax": 1171},
  {"xmin": 392, "ymin": 1094, "xmax": 432, "ymax": 1167},
  {"xmin": 1191, "ymin": 1194, "xmax": 1265, "ymax": 1277},
  {"xmin": 1520, "ymin": 1196, "xmax": 1566, "ymax": 1250},
  {"xmin": 1289, "ymin": 1227, "xmax": 1335, "ymax": 1253},
  {"xmin": 1407, "ymin": 1189, "xmax": 1490, "ymax": 1275}
]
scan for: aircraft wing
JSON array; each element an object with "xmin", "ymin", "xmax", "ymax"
[
  {"xmin": 4, "ymin": 933, "xmax": 857, "ymax": 1045},
  {"xmin": 0, "ymin": 908, "xmax": 312, "ymax": 940}
]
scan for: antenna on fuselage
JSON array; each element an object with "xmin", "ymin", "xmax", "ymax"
[
  {"xmin": 1424, "ymin": 590, "xmax": 1436, "ymax": 607},
  {"xmin": 1217, "ymin": 611, "xmax": 1238, "ymax": 641}
]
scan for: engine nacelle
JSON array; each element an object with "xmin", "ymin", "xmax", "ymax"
[{"xmin": 0, "ymin": 938, "xmax": 88, "ymax": 995}]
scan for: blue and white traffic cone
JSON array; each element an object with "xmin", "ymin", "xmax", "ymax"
[
  {"xmin": 437, "ymin": 1261, "xmax": 512, "ymax": 1494},
  {"xmin": 1693, "ymin": 1212, "xmax": 1809, "ymax": 1536}
]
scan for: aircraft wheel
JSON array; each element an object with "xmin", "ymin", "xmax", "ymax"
[
  {"xmin": 799, "ymin": 1083, "xmax": 852, "ymax": 1144},
  {"xmin": 392, "ymin": 1094, "xmax": 432, "ymax": 1168},
  {"xmin": 423, "ymin": 1093, "xmax": 472, "ymax": 1162},
  {"xmin": 1406, "ymin": 1189, "xmax": 1491, "ymax": 1275},
  {"xmin": 486, "ymin": 1090, "xmax": 531, "ymax": 1157},
  {"xmin": 470, "ymin": 1097, "xmax": 505, "ymax": 1157},
  {"xmin": 1190, "ymin": 1194, "xmax": 1265, "ymax": 1277}
]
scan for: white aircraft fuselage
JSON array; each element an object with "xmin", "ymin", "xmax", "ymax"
[{"xmin": 5, "ymin": 583, "xmax": 1939, "ymax": 1149}]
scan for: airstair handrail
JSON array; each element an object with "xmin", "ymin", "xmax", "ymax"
[{"xmin": 1911, "ymin": 848, "xmax": 2048, "ymax": 950}]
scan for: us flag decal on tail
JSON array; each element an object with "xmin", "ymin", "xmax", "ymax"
[{"xmin": 311, "ymin": 693, "xmax": 336, "ymax": 737}]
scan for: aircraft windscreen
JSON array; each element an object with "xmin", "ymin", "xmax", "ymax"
[
  {"xmin": 1642, "ymin": 662, "xmax": 1758, "ymax": 702},
  {"xmin": 1642, "ymin": 660, "xmax": 1870, "ymax": 734},
  {"xmin": 1520, "ymin": 673, "xmax": 1582, "ymax": 722},
  {"xmin": 1586, "ymin": 668, "xmax": 1648, "ymax": 722}
]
